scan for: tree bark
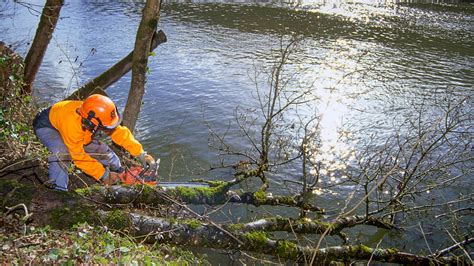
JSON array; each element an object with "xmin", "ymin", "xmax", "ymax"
[
  {"xmin": 0, "ymin": 179, "xmax": 467, "ymax": 265},
  {"xmin": 65, "ymin": 30, "xmax": 167, "ymax": 100},
  {"xmin": 234, "ymin": 216, "xmax": 395, "ymax": 242},
  {"xmin": 122, "ymin": 0, "xmax": 161, "ymax": 131},
  {"xmin": 23, "ymin": 0, "xmax": 63, "ymax": 94},
  {"xmin": 106, "ymin": 211, "xmax": 460, "ymax": 265},
  {"xmin": 76, "ymin": 184, "xmax": 324, "ymax": 212}
]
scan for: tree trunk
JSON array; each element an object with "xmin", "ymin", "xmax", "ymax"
[
  {"xmin": 122, "ymin": 0, "xmax": 161, "ymax": 131},
  {"xmin": 65, "ymin": 30, "xmax": 167, "ymax": 101},
  {"xmin": 23, "ymin": 0, "xmax": 63, "ymax": 94},
  {"xmin": 112, "ymin": 211, "xmax": 460, "ymax": 265},
  {"xmin": 0, "ymin": 179, "xmax": 467, "ymax": 265},
  {"xmin": 76, "ymin": 184, "xmax": 324, "ymax": 212}
]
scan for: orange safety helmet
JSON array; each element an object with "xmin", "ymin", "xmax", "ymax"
[{"xmin": 79, "ymin": 94, "xmax": 121, "ymax": 132}]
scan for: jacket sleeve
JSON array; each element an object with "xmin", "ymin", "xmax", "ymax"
[
  {"xmin": 62, "ymin": 129, "xmax": 106, "ymax": 180},
  {"xmin": 109, "ymin": 125, "xmax": 144, "ymax": 157}
]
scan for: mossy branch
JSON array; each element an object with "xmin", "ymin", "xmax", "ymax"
[
  {"xmin": 225, "ymin": 216, "xmax": 395, "ymax": 243},
  {"xmin": 230, "ymin": 217, "xmax": 346, "ymax": 241},
  {"xmin": 76, "ymin": 184, "xmax": 324, "ymax": 212},
  {"xmin": 329, "ymin": 215, "xmax": 397, "ymax": 234},
  {"xmin": 0, "ymin": 179, "xmax": 467, "ymax": 265},
  {"xmin": 238, "ymin": 190, "xmax": 324, "ymax": 213},
  {"xmin": 100, "ymin": 210, "xmax": 461, "ymax": 265}
]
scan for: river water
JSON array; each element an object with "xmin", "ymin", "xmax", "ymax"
[{"xmin": 1, "ymin": 0, "xmax": 473, "ymax": 262}]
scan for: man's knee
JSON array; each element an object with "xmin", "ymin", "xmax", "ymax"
[
  {"xmin": 85, "ymin": 140, "xmax": 109, "ymax": 157},
  {"xmin": 36, "ymin": 128, "xmax": 68, "ymax": 153}
]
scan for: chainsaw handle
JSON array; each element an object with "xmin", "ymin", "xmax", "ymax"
[
  {"xmin": 152, "ymin": 158, "xmax": 160, "ymax": 176},
  {"xmin": 138, "ymin": 164, "xmax": 150, "ymax": 178}
]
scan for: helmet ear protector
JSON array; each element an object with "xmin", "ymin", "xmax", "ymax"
[
  {"xmin": 80, "ymin": 107, "xmax": 121, "ymax": 134},
  {"xmin": 81, "ymin": 110, "xmax": 101, "ymax": 134}
]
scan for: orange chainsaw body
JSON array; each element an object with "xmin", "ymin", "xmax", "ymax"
[{"xmin": 118, "ymin": 165, "xmax": 157, "ymax": 186}]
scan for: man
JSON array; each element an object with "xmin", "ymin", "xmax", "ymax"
[{"xmin": 33, "ymin": 94, "xmax": 155, "ymax": 191}]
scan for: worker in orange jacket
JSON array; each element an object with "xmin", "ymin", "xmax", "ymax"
[{"xmin": 33, "ymin": 94, "xmax": 155, "ymax": 191}]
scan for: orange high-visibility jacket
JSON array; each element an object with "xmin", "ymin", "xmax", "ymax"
[{"xmin": 49, "ymin": 100, "xmax": 144, "ymax": 180}]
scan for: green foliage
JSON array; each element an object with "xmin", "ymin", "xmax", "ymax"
[
  {"xmin": 1, "ymin": 220, "xmax": 208, "ymax": 264},
  {"xmin": 0, "ymin": 105, "xmax": 33, "ymax": 143},
  {"xmin": 0, "ymin": 53, "xmax": 45, "ymax": 167}
]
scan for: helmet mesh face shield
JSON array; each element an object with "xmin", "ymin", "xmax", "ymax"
[{"xmin": 79, "ymin": 94, "xmax": 122, "ymax": 132}]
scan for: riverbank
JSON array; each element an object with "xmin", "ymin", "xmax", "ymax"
[
  {"xmin": 0, "ymin": 43, "xmax": 43, "ymax": 174},
  {"xmin": 0, "ymin": 45, "xmax": 208, "ymax": 264},
  {"xmin": 1, "ymin": 1, "xmax": 472, "ymax": 263},
  {"xmin": 0, "ymin": 217, "xmax": 206, "ymax": 264}
]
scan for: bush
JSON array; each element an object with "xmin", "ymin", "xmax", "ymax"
[{"xmin": 0, "ymin": 43, "xmax": 45, "ymax": 171}]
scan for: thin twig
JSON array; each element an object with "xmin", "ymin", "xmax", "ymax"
[{"xmin": 432, "ymin": 237, "xmax": 474, "ymax": 259}]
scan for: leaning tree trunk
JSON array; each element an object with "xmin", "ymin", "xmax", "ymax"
[
  {"xmin": 122, "ymin": 0, "xmax": 161, "ymax": 131},
  {"xmin": 65, "ymin": 30, "xmax": 167, "ymax": 101},
  {"xmin": 23, "ymin": 0, "xmax": 63, "ymax": 94}
]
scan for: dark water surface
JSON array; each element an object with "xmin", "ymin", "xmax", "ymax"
[{"xmin": 1, "ymin": 0, "xmax": 473, "ymax": 262}]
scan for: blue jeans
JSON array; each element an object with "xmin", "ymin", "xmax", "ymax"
[{"xmin": 34, "ymin": 127, "xmax": 121, "ymax": 191}]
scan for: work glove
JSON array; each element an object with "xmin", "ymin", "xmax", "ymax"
[
  {"xmin": 100, "ymin": 168, "xmax": 120, "ymax": 186},
  {"xmin": 139, "ymin": 152, "xmax": 156, "ymax": 168}
]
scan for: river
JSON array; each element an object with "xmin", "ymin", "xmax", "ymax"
[{"xmin": 1, "ymin": 0, "xmax": 473, "ymax": 263}]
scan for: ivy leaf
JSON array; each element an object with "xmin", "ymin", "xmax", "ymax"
[
  {"xmin": 105, "ymin": 244, "xmax": 115, "ymax": 255},
  {"xmin": 47, "ymin": 249, "xmax": 60, "ymax": 260},
  {"xmin": 119, "ymin": 246, "xmax": 130, "ymax": 253}
]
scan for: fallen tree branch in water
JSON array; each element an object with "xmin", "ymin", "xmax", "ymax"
[
  {"xmin": 235, "ymin": 215, "xmax": 396, "ymax": 243},
  {"xmin": 76, "ymin": 184, "xmax": 324, "ymax": 212},
  {"xmin": 0, "ymin": 179, "xmax": 469, "ymax": 264},
  {"xmin": 329, "ymin": 215, "xmax": 397, "ymax": 233},
  {"xmin": 98, "ymin": 210, "xmax": 465, "ymax": 265},
  {"xmin": 431, "ymin": 237, "xmax": 474, "ymax": 259}
]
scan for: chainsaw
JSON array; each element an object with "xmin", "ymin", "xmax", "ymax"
[{"xmin": 117, "ymin": 159, "xmax": 210, "ymax": 188}]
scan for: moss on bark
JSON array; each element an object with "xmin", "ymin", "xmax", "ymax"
[
  {"xmin": 276, "ymin": 240, "xmax": 298, "ymax": 260},
  {"xmin": 242, "ymin": 231, "xmax": 269, "ymax": 249},
  {"xmin": 46, "ymin": 205, "xmax": 98, "ymax": 229},
  {"xmin": 0, "ymin": 179, "xmax": 35, "ymax": 208},
  {"xmin": 103, "ymin": 209, "xmax": 132, "ymax": 230},
  {"xmin": 172, "ymin": 184, "xmax": 227, "ymax": 204}
]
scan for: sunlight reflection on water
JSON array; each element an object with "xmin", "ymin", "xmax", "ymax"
[
  {"xmin": 1, "ymin": 0, "xmax": 471, "ymax": 193},
  {"xmin": 1, "ymin": 1, "xmax": 472, "ymax": 262}
]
